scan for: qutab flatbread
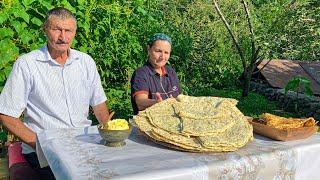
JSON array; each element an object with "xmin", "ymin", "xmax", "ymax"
[
  {"xmin": 132, "ymin": 95, "xmax": 253, "ymax": 152},
  {"xmin": 261, "ymin": 113, "xmax": 317, "ymax": 130}
]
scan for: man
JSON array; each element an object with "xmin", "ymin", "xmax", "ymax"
[{"xmin": 0, "ymin": 7, "xmax": 110, "ymax": 178}]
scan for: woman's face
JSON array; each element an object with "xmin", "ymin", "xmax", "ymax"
[{"xmin": 147, "ymin": 40, "xmax": 171, "ymax": 69}]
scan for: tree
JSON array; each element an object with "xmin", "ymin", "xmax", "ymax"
[{"xmin": 212, "ymin": 0, "xmax": 297, "ymax": 97}]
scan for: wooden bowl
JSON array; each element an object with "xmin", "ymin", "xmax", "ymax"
[{"xmin": 248, "ymin": 119, "xmax": 318, "ymax": 141}]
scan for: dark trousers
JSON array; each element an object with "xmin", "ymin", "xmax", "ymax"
[{"xmin": 23, "ymin": 153, "xmax": 56, "ymax": 180}]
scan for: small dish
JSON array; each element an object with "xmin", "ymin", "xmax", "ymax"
[{"xmin": 97, "ymin": 124, "xmax": 132, "ymax": 147}]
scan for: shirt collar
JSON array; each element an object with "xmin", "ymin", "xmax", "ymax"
[
  {"xmin": 36, "ymin": 45, "xmax": 80, "ymax": 65},
  {"xmin": 145, "ymin": 61, "xmax": 168, "ymax": 76}
]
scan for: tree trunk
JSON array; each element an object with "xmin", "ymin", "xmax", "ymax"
[{"xmin": 241, "ymin": 69, "xmax": 252, "ymax": 97}]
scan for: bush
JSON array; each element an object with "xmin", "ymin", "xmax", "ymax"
[
  {"xmin": 253, "ymin": 0, "xmax": 320, "ymax": 60},
  {"xmin": 0, "ymin": 0, "xmax": 318, "ymax": 121}
]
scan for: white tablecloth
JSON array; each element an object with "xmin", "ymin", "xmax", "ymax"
[{"xmin": 36, "ymin": 126, "xmax": 320, "ymax": 180}]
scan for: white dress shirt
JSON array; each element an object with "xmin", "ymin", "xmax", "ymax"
[{"xmin": 0, "ymin": 45, "xmax": 107, "ymax": 153}]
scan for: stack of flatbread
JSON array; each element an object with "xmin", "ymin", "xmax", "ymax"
[
  {"xmin": 132, "ymin": 94, "xmax": 253, "ymax": 152},
  {"xmin": 260, "ymin": 113, "xmax": 317, "ymax": 130}
]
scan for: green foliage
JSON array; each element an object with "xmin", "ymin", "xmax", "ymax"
[
  {"xmin": 191, "ymin": 87, "xmax": 293, "ymax": 118},
  {"xmin": 159, "ymin": 0, "xmax": 243, "ymax": 91},
  {"xmin": 0, "ymin": 0, "xmax": 47, "ymax": 91},
  {"xmin": 0, "ymin": 125, "xmax": 7, "ymax": 145},
  {"xmin": 77, "ymin": 2, "xmax": 149, "ymax": 119},
  {"xmin": 0, "ymin": 132, "xmax": 6, "ymax": 144},
  {"xmin": 253, "ymin": 0, "xmax": 320, "ymax": 60},
  {"xmin": 0, "ymin": 0, "xmax": 317, "ymax": 121},
  {"xmin": 285, "ymin": 76, "xmax": 313, "ymax": 112},
  {"xmin": 285, "ymin": 76, "xmax": 313, "ymax": 96}
]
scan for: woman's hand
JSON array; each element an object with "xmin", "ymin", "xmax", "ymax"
[{"xmin": 155, "ymin": 92, "xmax": 163, "ymax": 102}]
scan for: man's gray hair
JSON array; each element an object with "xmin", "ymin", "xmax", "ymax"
[{"xmin": 43, "ymin": 7, "xmax": 77, "ymax": 28}]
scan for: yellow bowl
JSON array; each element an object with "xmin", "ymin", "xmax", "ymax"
[{"xmin": 97, "ymin": 124, "xmax": 132, "ymax": 147}]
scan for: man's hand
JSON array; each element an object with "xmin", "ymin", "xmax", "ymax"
[
  {"xmin": 92, "ymin": 102, "xmax": 110, "ymax": 125},
  {"xmin": 0, "ymin": 114, "xmax": 37, "ymax": 150}
]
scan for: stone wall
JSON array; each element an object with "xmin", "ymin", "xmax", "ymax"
[{"xmin": 250, "ymin": 81, "xmax": 320, "ymax": 120}]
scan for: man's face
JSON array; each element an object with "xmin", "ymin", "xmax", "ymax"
[
  {"xmin": 45, "ymin": 16, "xmax": 76, "ymax": 54},
  {"xmin": 147, "ymin": 40, "xmax": 171, "ymax": 69}
]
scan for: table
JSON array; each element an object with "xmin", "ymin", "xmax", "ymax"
[{"xmin": 36, "ymin": 126, "xmax": 320, "ymax": 180}]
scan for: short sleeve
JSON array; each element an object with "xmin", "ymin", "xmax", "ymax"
[
  {"xmin": 0, "ymin": 59, "xmax": 31, "ymax": 118},
  {"xmin": 88, "ymin": 59, "xmax": 107, "ymax": 106},
  {"xmin": 130, "ymin": 68, "xmax": 149, "ymax": 97}
]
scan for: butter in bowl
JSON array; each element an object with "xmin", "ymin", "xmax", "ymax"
[{"xmin": 98, "ymin": 119, "xmax": 132, "ymax": 147}]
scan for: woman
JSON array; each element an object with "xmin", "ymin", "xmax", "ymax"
[{"xmin": 131, "ymin": 33, "xmax": 182, "ymax": 114}]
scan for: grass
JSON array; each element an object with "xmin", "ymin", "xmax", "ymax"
[{"xmin": 191, "ymin": 87, "xmax": 297, "ymax": 118}]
